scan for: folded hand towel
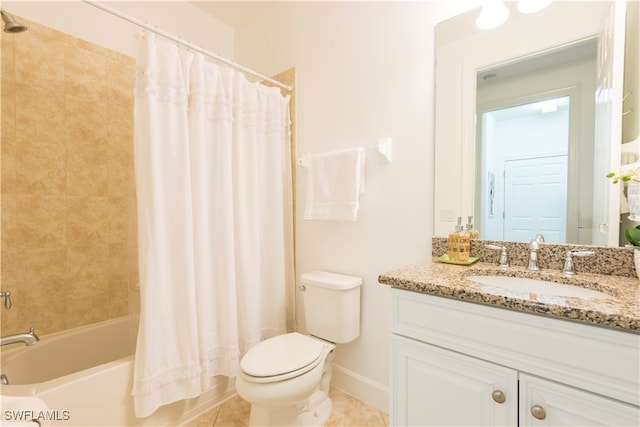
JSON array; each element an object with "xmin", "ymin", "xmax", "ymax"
[{"xmin": 303, "ymin": 147, "xmax": 365, "ymax": 221}]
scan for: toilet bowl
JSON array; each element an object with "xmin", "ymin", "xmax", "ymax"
[
  {"xmin": 235, "ymin": 271, "xmax": 362, "ymax": 427},
  {"xmin": 235, "ymin": 333, "xmax": 335, "ymax": 426}
]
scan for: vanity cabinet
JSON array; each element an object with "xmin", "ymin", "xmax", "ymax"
[
  {"xmin": 519, "ymin": 374, "xmax": 639, "ymax": 426},
  {"xmin": 391, "ymin": 288, "xmax": 640, "ymax": 426},
  {"xmin": 392, "ymin": 335, "xmax": 517, "ymax": 426}
]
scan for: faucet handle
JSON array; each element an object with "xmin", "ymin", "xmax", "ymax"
[
  {"xmin": 562, "ymin": 250, "xmax": 595, "ymax": 276},
  {"xmin": 0, "ymin": 291, "xmax": 11, "ymax": 309},
  {"xmin": 486, "ymin": 244, "xmax": 509, "ymax": 268}
]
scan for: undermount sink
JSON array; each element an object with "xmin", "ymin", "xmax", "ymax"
[{"xmin": 465, "ymin": 275, "xmax": 612, "ymax": 300}]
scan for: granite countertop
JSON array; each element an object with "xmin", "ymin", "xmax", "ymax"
[{"xmin": 379, "ymin": 258, "xmax": 640, "ymax": 333}]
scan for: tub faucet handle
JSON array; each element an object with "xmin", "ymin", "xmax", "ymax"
[{"xmin": 0, "ymin": 291, "xmax": 11, "ymax": 309}]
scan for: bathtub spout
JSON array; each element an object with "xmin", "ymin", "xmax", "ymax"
[{"xmin": 1, "ymin": 327, "xmax": 39, "ymax": 346}]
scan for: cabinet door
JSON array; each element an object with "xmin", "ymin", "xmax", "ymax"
[
  {"xmin": 391, "ymin": 335, "xmax": 517, "ymax": 426},
  {"xmin": 520, "ymin": 373, "xmax": 640, "ymax": 426}
]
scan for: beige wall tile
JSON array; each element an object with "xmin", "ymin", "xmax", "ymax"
[
  {"xmin": 15, "ymin": 83, "xmax": 65, "ymax": 145},
  {"xmin": 67, "ymin": 148, "xmax": 108, "ymax": 196},
  {"xmin": 66, "ymin": 196, "xmax": 110, "ymax": 245},
  {"xmin": 16, "ymin": 140, "xmax": 66, "ymax": 195},
  {"xmin": 107, "ymin": 196, "xmax": 128, "ymax": 243},
  {"xmin": 18, "ymin": 195, "xmax": 67, "ymax": 250},
  {"xmin": 18, "ymin": 247, "xmax": 67, "ymax": 334},
  {"xmin": 2, "ymin": 78, "xmax": 16, "ymax": 141},
  {"xmin": 1, "ymin": 135, "xmax": 17, "ymax": 195},
  {"xmin": 66, "ymin": 244, "xmax": 108, "ymax": 283},
  {"xmin": 108, "ymin": 270, "xmax": 130, "ymax": 318},
  {"xmin": 14, "ymin": 25, "xmax": 65, "ymax": 90},
  {"xmin": 108, "ymin": 145, "xmax": 131, "ymax": 197},
  {"xmin": 107, "ymin": 103, "xmax": 134, "ymax": 148},
  {"xmin": 65, "ymin": 43, "xmax": 107, "ymax": 100},
  {"xmin": 0, "ymin": 273, "xmax": 19, "ymax": 335},
  {"xmin": 65, "ymin": 94, "xmax": 107, "ymax": 149},
  {"xmin": 1, "ymin": 194, "xmax": 18, "ymax": 267},
  {"xmin": 2, "ymin": 17, "xmax": 138, "ymax": 335},
  {"xmin": 1, "ymin": 31, "xmax": 16, "ymax": 81},
  {"xmin": 107, "ymin": 55, "xmax": 135, "ymax": 108},
  {"xmin": 66, "ymin": 244, "xmax": 111, "ymax": 326},
  {"xmin": 66, "ymin": 275, "xmax": 111, "ymax": 326}
]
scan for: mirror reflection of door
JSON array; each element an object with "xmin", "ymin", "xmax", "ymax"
[{"xmin": 478, "ymin": 96, "xmax": 570, "ymax": 243}]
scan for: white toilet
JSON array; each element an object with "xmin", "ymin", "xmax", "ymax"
[{"xmin": 235, "ymin": 270, "xmax": 362, "ymax": 426}]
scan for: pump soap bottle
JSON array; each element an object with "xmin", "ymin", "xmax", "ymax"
[
  {"xmin": 467, "ymin": 216, "xmax": 480, "ymax": 239},
  {"xmin": 447, "ymin": 217, "xmax": 470, "ymax": 261}
]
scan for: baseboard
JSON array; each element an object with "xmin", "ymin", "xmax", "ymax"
[{"xmin": 331, "ymin": 364, "xmax": 389, "ymax": 413}]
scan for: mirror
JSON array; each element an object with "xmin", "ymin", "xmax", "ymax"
[
  {"xmin": 475, "ymin": 40, "xmax": 596, "ymax": 244},
  {"xmin": 433, "ymin": 1, "xmax": 626, "ymax": 246}
]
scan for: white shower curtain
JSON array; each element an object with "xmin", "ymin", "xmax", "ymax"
[{"xmin": 132, "ymin": 32, "xmax": 293, "ymax": 418}]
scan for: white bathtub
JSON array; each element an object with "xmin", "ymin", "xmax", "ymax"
[{"xmin": 1, "ymin": 316, "xmax": 234, "ymax": 426}]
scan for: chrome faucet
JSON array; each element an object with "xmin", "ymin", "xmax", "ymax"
[
  {"xmin": 1, "ymin": 327, "xmax": 39, "ymax": 346},
  {"xmin": 562, "ymin": 250, "xmax": 596, "ymax": 276},
  {"xmin": 528, "ymin": 238, "xmax": 541, "ymax": 271}
]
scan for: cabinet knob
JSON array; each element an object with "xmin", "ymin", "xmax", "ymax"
[
  {"xmin": 491, "ymin": 390, "xmax": 506, "ymax": 403},
  {"xmin": 530, "ymin": 405, "xmax": 546, "ymax": 420}
]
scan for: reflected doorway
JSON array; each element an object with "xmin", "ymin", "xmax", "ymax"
[{"xmin": 477, "ymin": 95, "xmax": 571, "ymax": 243}]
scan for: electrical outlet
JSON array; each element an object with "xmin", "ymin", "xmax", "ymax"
[{"xmin": 441, "ymin": 209, "xmax": 455, "ymax": 222}]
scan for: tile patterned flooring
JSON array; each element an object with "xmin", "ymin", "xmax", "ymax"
[{"xmin": 181, "ymin": 387, "xmax": 389, "ymax": 427}]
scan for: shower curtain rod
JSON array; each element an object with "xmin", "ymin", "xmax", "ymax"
[{"xmin": 82, "ymin": 0, "xmax": 292, "ymax": 92}]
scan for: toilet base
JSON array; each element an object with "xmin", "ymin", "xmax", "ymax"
[{"xmin": 248, "ymin": 389, "xmax": 332, "ymax": 427}]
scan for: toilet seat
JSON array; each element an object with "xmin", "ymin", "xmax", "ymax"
[{"xmin": 240, "ymin": 333, "xmax": 328, "ymax": 384}]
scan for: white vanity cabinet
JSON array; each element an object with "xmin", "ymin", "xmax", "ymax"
[
  {"xmin": 392, "ymin": 334, "xmax": 517, "ymax": 426},
  {"xmin": 391, "ymin": 288, "xmax": 640, "ymax": 426},
  {"xmin": 518, "ymin": 374, "xmax": 639, "ymax": 427}
]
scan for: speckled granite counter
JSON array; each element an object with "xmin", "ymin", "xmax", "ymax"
[{"xmin": 379, "ymin": 259, "xmax": 640, "ymax": 333}]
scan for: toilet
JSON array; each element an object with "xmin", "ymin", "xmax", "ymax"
[{"xmin": 235, "ymin": 270, "xmax": 362, "ymax": 426}]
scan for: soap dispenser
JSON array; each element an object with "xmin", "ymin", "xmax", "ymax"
[
  {"xmin": 448, "ymin": 217, "xmax": 470, "ymax": 261},
  {"xmin": 466, "ymin": 216, "xmax": 480, "ymax": 239}
]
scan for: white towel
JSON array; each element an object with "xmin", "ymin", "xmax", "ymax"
[{"xmin": 303, "ymin": 147, "xmax": 365, "ymax": 221}]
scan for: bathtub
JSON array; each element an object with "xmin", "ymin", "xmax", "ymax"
[{"xmin": 1, "ymin": 316, "xmax": 234, "ymax": 426}]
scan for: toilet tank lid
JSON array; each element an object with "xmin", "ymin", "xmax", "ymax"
[{"xmin": 300, "ymin": 271, "xmax": 362, "ymax": 290}]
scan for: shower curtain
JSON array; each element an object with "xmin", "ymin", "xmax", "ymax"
[{"xmin": 132, "ymin": 32, "xmax": 293, "ymax": 418}]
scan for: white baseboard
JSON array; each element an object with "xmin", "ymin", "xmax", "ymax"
[
  {"xmin": 331, "ymin": 364, "xmax": 389, "ymax": 413},
  {"xmin": 174, "ymin": 367, "xmax": 390, "ymax": 426}
]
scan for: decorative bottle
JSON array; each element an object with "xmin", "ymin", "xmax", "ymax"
[
  {"xmin": 467, "ymin": 216, "xmax": 480, "ymax": 239},
  {"xmin": 448, "ymin": 217, "xmax": 471, "ymax": 261}
]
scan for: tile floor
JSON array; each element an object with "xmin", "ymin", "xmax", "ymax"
[{"xmin": 181, "ymin": 387, "xmax": 389, "ymax": 427}]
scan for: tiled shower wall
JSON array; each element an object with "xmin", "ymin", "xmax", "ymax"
[{"xmin": 1, "ymin": 17, "xmax": 138, "ymax": 335}]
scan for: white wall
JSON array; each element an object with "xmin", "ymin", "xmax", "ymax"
[
  {"xmin": 3, "ymin": 0, "xmax": 235, "ymax": 59},
  {"xmin": 232, "ymin": 0, "xmax": 482, "ymax": 411}
]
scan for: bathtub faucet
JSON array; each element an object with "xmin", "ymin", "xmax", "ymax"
[{"xmin": 1, "ymin": 327, "xmax": 39, "ymax": 346}]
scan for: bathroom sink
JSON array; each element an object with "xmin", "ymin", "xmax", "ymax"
[{"xmin": 465, "ymin": 275, "xmax": 612, "ymax": 300}]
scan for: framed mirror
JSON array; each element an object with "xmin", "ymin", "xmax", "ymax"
[{"xmin": 433, "ymin": 1, "xmax": 627, "ymax": 246}]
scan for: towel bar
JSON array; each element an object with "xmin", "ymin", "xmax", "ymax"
[{"xmin": 297, "ymin": 138, "xmax": 392, "ymax": 168}]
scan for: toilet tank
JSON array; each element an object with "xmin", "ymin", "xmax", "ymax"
[{"xmin": 300, "ymin": 271, "xmax": 362, "ymax": 344}]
